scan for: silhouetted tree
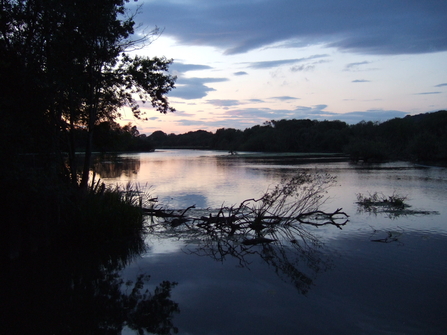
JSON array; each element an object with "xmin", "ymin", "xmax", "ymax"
[{"xmin": 0, "ymin": 0, "xmax": 176, "ymax": 187}]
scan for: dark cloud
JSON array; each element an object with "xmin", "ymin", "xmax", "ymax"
[
  {"xmin": 137, "ymin": 0, "xmax": 447, "ymax": 55},
  {"xmin": 170, "ymin": 63, "xmax": 213, "ymax": 73},
  {"xmin": 434, "ymin": 83, "xmax": 447, "ymax": 87},
  {"xmin": 290, "ymin": 64, "xmax": 314, "ymax": 72},
  {"xmin": 170, "ymin": 106, "xmax": 410, "ymax": 131},
  {"xmin": 175, "ymin": 118, "xmax": 255, "ymax": 130},
  {"xmin": 332, "ymin": 109, "xmax": 408, "ymax": 123},
  {"xmin": 221, "ymin": 105, "xmax": 407, "ymax": 127},
  {"xmin": 169, "ymin": 77, "xmax": 228, "ymax": 100},
  {"xmin": 414, "ymin": 92, "xmax": 442, "ymax": 95},
  {"xmin": 234, "ymin": 71, "xmax": 248, "ymax": 76},
  {"xmin": 271, "ymin": 96, "xmax": 300, "ymax": 101},
  {"xmin": 248, "ymin": 99, "xmax": 264, "ymax": 103},
  {"xmin": 344, "ymin": 61, "xmax": 370, "ymax": 71},
  {"xmin": 244, "ymin": 55, "xmax": 328, "ymax": 69},
  {"xmin": 352, "ymin": 79, "xmax": 370, "ymax": 83},
  {"xmin": 206, "ymin": 99, "xmax": 241, "ymax": 107},
  {"xmin": 294, "ymin": 104, "xmax": 330, "ymax": 115},
  {"xmin": 290, "ymin": 59, "xmax": 330, "ymax": 72}
]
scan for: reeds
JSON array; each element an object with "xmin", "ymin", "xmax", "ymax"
[{"xmin": 4, "ymin": 167, "xmax": 147, "ymax": 261}]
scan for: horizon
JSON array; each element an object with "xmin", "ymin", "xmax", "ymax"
[
  {"xmin": 119, "ymin": 0, "xmax": 447, "ymax": 135},
  {"xmin": 136, "ymin": 110, "xmax": 446, "ymax": 137}
]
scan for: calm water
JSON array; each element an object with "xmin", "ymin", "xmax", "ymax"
[{"xmin": 95, "ymin": 150, "xmax": 447, "ymax": 335}]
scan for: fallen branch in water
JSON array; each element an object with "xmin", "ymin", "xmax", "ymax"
[
  {"xmin": 296, "ymin": 208, "xmax": 349, "ymax": 229},
  {"xmin": 143, "ymin": 171, "xmax": 349, "ymax": 237}
]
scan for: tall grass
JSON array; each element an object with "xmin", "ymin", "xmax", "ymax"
[{"xmin": 3, "ymin": 165, "xmax": 146, "ymax": 262}]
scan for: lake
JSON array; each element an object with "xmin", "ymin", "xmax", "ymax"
[{"xmin": 95, "ymin": 150, "xmax": 447, "ymax": 335}]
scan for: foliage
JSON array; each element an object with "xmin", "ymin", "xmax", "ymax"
[
  {"xmin": 355, "ymin": 191, "xmax": 438, "ymax": 218},
  {"xmin": 74, "ymin": 181, "xmax": 145, "ymax": 246},
  {"xmin": 0, "ymin": 157, "xmax": 148, "ymax": 261},
  {"xmin": 0, "ymin": 0, "xmax": 176, "ymax": 187},
  {"xmin": 92, "ymin": 121, "xmax": 154, "ymax": 152},
  {"xmin": 356, "ymin": 191, "xmax": 408, "ymax": 210},
  {"xmin": 146, "ymin": 110, "xmax": 447, "ymax": 164}
]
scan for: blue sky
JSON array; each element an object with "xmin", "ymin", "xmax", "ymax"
[{"xmin": 122, "ymin": 0, "xmax": 447, "ymax": 134}]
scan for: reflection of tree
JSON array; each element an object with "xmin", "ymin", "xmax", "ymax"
[
  {"xmin": 3, "ymin": 230, "xmax": 179, "ymax": 335},
  {"xmin": 92, "ymin": 154, "xmax": 141, "ymax": 179},
  {"xmin": 146, "ymin": 172, "xmax": 348, "ymax": 295}
]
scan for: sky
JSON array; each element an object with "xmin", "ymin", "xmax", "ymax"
[{"xmin": 121, "ymin": 0, "xmax": 447, "ymax": 135}]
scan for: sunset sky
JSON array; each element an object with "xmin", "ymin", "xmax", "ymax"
[{"xmin": 121, "ymin": 0, "xmax": 447, "ymax": 135}]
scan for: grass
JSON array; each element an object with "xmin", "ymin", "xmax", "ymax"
[
  {"xmin": 4, "ymin": 166, "xmax": 147, "ymax": 261},
  {"xmin": 356, "ymin": 191, "xmax": 438, "ymax": 218}
]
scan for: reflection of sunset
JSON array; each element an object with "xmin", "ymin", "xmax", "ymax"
[{"xmin": 101, "ymin": 151, "xmax": 279, "ymax": 209}]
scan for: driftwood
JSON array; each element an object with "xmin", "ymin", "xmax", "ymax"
[
  {"xmin": 296, "ymin": 208, "xmax": 349, "ymax": 228},
  {"xmin": 141, "ymin": 172, "xmax": 349, "ymax": 296},
  {"xmin": 143, "ymin": 172, "xmax": 349, "ymax": 236}
]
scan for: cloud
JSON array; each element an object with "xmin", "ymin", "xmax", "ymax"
[
  {"xmin": 224, "ymin": 105, "xmax": 333, "ymax": 122},
  {"xmin": 344, "ymin": 61, "xmax": 371, "ymax": 71},
  {"xmin": 169, "ymin": 105, "xmax": 410, "ymax": 131},
  {"xmin": 234, "ymin": 71, "xmax": 248, "ymax": 76},
  {"xmin": 352, "ymin": 79, "xmax": 370, "ymax": 83},
  {"xmin": 206, "ymin": 99, "xmax": 241, "ymax": 107},
  {"xmin": 244, "ymin": 55, "xmax": 328, "ymax": 69},
  {"xmin": 221, "ymin": 105, "xmax": 408, "ymax": 126},
  {"xmin": 169, "ymin": 77, "xmax": 228, "ymax": 100},
  {"xmin": 290, "ymin": 64, "xmax": 315, "ymax": 72},
  {"xmin": 175, "ymin": 118, "xmax": 256, "ymax": 130},
  {"xmin": 333, "ymin": 109, "xmax": 408, "ymax": 123},
  {"xmin": 435, "ymin": 83, "xmax": 447, "ymax": 87},
  {"xmin": 137, "ymin": 0, "xmax": 447, "ymax": 55},
  {"xmin": 414, "ymin": 91, "xmax": 442, "ymax": 95},
  {"xmin": 290, "ymin": 59, "xmax": 330, "ymax": 72},
  {"xmin": 170, "ymin": 63, "xmax": 213, "ymax": 74},
  {"xmin": 270, "ymin": 96, "xmax": 300, "ymax": 101}
]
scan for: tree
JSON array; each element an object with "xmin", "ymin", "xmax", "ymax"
[{"xmin": 0, "ymin": 0, "xmax": 176, "ymax": 187}]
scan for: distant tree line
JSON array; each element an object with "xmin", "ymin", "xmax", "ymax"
[
  {"xmin": 147, "ymin": 110, "xmax": 447, "ymax": 163},
  {"xmin": 72, "ymin": 121, "xmax": 155, "ymax": 152}
]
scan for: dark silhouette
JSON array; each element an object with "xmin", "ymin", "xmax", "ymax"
[
  {"xmin": 147, "ymin": 110, "xmax": 447, "ymax": 164},
  {"xmin": 3, "ymin": 228, "xmax": 179, "ymax": 335}
]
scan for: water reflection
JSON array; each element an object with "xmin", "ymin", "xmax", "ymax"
[
  {"xmin": 92, "ymin": 154, "xmax": 141, "ymax": 179},
  {"xmin": 3, "ymin": 230, "xmax": 179, "ymax": 335},
  {"xmin": 86, "ymin": 152, "xmax": 447, "ymax": 334},
  {"xmin": 148, "ymin": 211, "xmax": 339, "ymax": 296}
]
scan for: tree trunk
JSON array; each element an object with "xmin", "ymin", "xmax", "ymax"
[
  {"xmin": 80, "ymin": 106, "xmax": 95, "ymax": 190},
  {"xmin": 68, "ymin": 116, "xmax": 78, "ymax": 186}
]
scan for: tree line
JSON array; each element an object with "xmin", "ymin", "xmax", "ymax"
[{"xmin": 147, "ymin": 110, "xmax": 447, "ymax": 163}]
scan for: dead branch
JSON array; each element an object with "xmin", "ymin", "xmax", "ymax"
[{"xmin": 296, "ymin": 208, "xmax": 349, "ymax": 229}]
